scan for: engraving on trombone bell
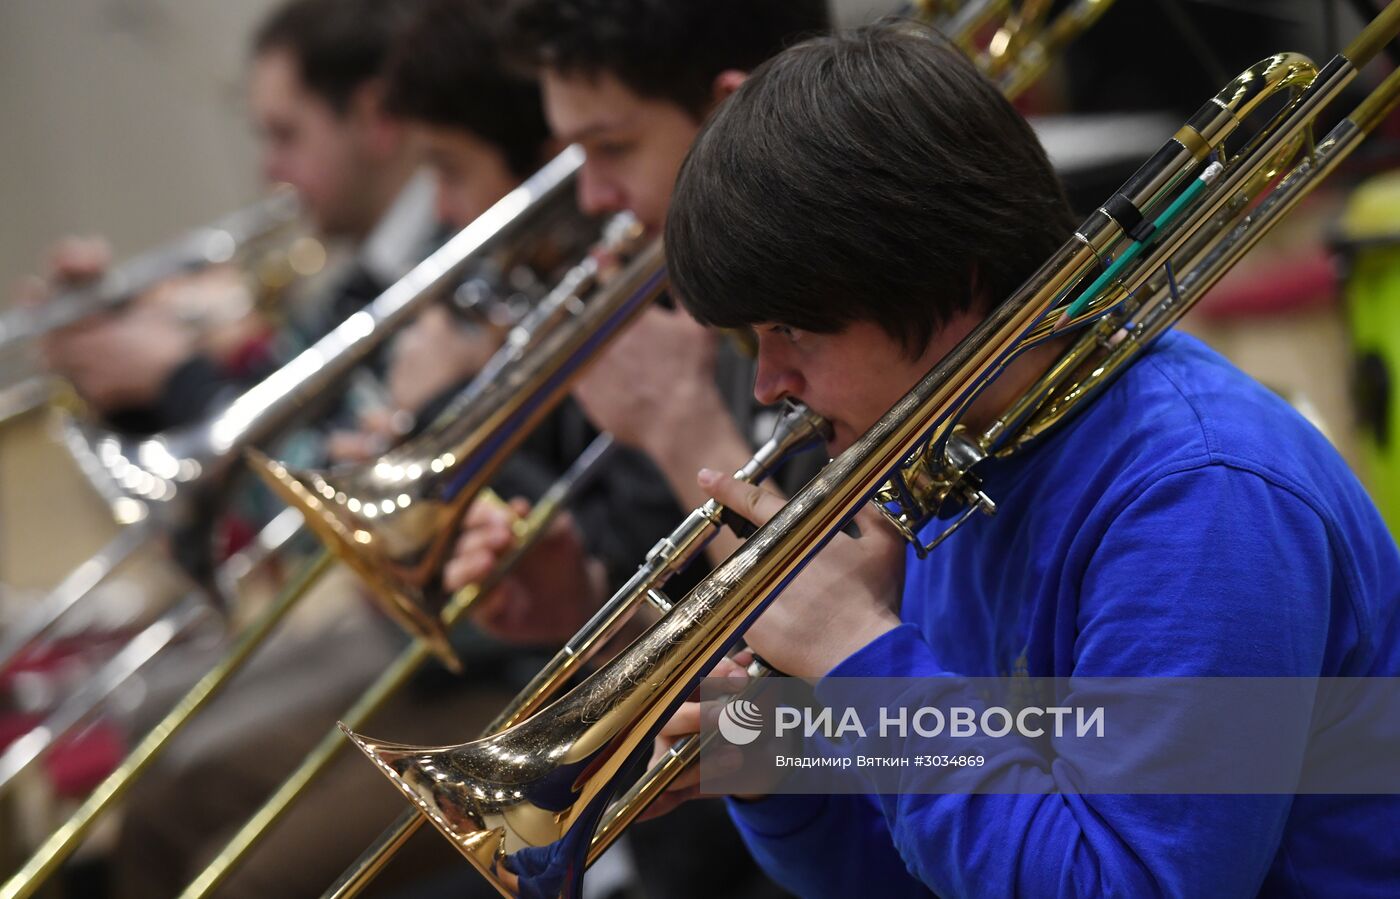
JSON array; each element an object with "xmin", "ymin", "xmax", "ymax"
[{"xmin": 578, "ymin": 582, "xmax": 722, "ymax": 724}]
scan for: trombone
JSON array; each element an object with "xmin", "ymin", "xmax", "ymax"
[
  {"xmin": 0, "ymin": 189, "xmax": 303, "ymax": 355},
  {"xmin": 917, "ymin": 0, "xmax": 1117, "ymax": 100},
  {"xmin": 0, "ymin": 148, "xmax": 593, "ymax": 897},
  {"xmin": 340, "ymin": 5, "xmax": 1400, "ymax": 896},
  {"xmin": 0, "ymin": 148, "xmax": 587, "ymax": 678},
  {"xmin": 160, "ymin": 201, "xmax": 664, "ymax": 897},
  {"xmin": 0, "ymin": 188, "xmax": 316, "ymax": 431},
  {"xmin": 299, "ymin": 3, "xmax": 1122, "ymax": 893},
  {"xmin": 183, "ymin": 3, "xmax": 1132, "ymax": 894},
  {"xmin": 249, "ymin": 214, "xmax": 663, "ymax": 671},
  {"xmin": 0, "ymin": 507, "xmax": 304, "ymax": 794}
]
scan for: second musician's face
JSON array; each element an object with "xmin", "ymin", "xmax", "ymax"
[
  {"xmin": 750, "ymin": 315, "xmax": 979, "ymax": 455},
  {"xmin": 419, "ymin": 125, "xmax": 523, "ymax": 230},
  {"xmin": 248, "ymin": 48, "xmax": 384, "ymax": 237},
  {"xmin": 541, "ymin": 69, "xmax": 702, "ymax": 234}
]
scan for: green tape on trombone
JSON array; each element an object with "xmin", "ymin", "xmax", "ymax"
[{"xmin": 1063, "ymin": 162, "xmax": 1224, "ymax": 322}]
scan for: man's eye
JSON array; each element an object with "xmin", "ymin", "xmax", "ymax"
[
  {"xmin": 769, "ymin": 325, "xmax": 796, "ymax": 340},
  {"xmin": 593, "ymin": 141, "xmax": 633, "ymax": 158}
]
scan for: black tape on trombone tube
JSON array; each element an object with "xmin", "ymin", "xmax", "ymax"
[
  {"xmin": 1103, "ymin": 194, "xmax": 1150, "ymax": 241},
  {"xmin": 721, "ymin": 507, "xmax": 758, "ymax": 539},
  {"xmin": 1116, "ymin": 143, "xmax": 1189, "ymax": 214},
  {"xmin": 1312, "ymin": 56, "xmax": 1351, "ymax": 91},
  {"xmin": 1184, "ymin": 100, "xmax": 1226, "ymax": 144},
  {"xmin": 719, "ymin": 507, "xmax": 859, "ymax": 541}
]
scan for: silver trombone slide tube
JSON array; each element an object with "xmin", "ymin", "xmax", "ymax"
[
  {"xmin": 0, "ymin": 191, "xmax": 301, "ymax": 353},
  {"xmin": 0, "ymin": 526, "xmax": 151, "ymax": 675},
  {"xmin": 0, "ymin": 147, "xmax": 585, "ymax": 673},
  {"xmin": 0, "ymin": 376, "xmax": 52, "ymax": 427},
  {"xmin": 0, "ymin": 508, "xmax": 305, "ymax": 793}
]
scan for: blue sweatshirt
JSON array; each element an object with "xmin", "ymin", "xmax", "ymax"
[{"xmin": 729, "ymin": 332, "xmax": 1400, "ymax": 897}]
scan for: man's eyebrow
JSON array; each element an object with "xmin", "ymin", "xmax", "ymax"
[{"xmin": 556, "ymin": 116, "xmax": 634, "ymax": 144}]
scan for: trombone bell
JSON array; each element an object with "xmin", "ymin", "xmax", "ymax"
[{"xmin": 251, "ymin": 225, "xmax": 663, "ymax": 672}]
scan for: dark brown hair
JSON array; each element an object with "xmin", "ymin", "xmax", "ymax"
[
  {"xmin": 253, "ymin": 0, "xmax": 417, "ymax": 114},
  {"xmin": 667, "ymin": 21, "xmax": 1076, "ymax": 356},
  {"xmin": 383, "ymin": 0, "xmax": 549, "ymax": 178},
  {"xmin": 504, "ymin": 0, "xmax": 830, "ymax": 118}
]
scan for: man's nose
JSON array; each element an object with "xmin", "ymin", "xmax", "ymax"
[
  {"xmin": 577, "ymin": 164, "xmax": 625, "ymax": 216},
  {"xmin": 753, "ymin": 353, "xmax": 803, "ymax": 407},
  {"xmin": 261, "ymin": 150, "xmax": 290, "ymax": 188}
]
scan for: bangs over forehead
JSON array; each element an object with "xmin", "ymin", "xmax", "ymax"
[{"xmin": 666, "ymin": 21, "xmax": 1075, "ymax": 357}]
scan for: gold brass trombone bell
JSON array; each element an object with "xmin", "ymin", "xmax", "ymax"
[{"xmin": 250, "ymin": 215, "xmax": 663, "ymax": 671}]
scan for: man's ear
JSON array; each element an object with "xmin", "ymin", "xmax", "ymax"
[{"xmin": 710, "ymin": 69, "xmax": 748, "ymax": 109}]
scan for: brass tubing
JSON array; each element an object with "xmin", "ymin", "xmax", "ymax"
[
  {"xmin": 322, "ymin": 811, "xmax": 423, "ymax": 899},
  {"xmin": 0, "ymin": 376, "xmax": 52, "ymax": 428},
  {"xmin": 179, "ymin": 643, "xmax": 433, "ymax": 899},
  {"xmin": 991, "ymin": 50, "xmax": 1400, "ymax": 456},
  {"xmin": 0, "ymin": 509, "xmax": 304, "ymax": 795},
  {"xmin": 176, "ymin": 440, "xmax": 602, "ymax": 899},
  {"xmin": 586, "ymin": 661, "xmax": 775, "ymax": 865},
  {"xmin": 587, "ymin": 733, "xmax": 701, "ymax": 865},
  {"xmin": 250, "ymin": 235, "xmax": 662, "ymax": 672},
  {"xmin": 0, "ymin": 190, "xmax": 300, "ymax": 353},
  {"xmin": 1110, "ymin": 0, "xmax": 1400, "ymax": 298},
  {"xmin": 319, "ymin": 407, "xmax": 825, "ymax": 897},
  {"xmin": 487, "ymin": 410, "xmax": 827, "ymax": 738},
  {"xmin": 0, "ymin": 551, "xmax": 334, "ymax": 899},
  {"xmin": 1134, "ymin": 65, "xmax": 1400, "ymax": 345},
  {"xmin": 1344, "ymin": 0, "xmax": 1400, "ymax": 68},
  {"xmin": 928, "ymin": 0, "xmax": 1011, "ymax": 54},
  {"xmin": 0, "ymin": 525, "xmax": 151, "ymax": 673},
  {"xmin": 1047, "ymin": 61, "xmax": 1348, "ymax": 339},
  {"xmin": 998, "ymin": 0, "xmax": 1118, "ymax": 101}
]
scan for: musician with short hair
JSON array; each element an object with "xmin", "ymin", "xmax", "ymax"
[
  {"xmin": 446, "ymin": 0, "xmax": 830, "ymax": 676},
  {"xmin": 30, "ymin": 0, "xmax": 437, "ymax": 435},
  {"xmin": 647, "ymin": 21, "xmax": 1400, "ymax": 897},
  {"xmin": 106, "ymin": 1, "xmax": 563, "ymax": 895},
  {"xmin": 436, "ymin": 1, "xmax": 830, "ymax": 895}
]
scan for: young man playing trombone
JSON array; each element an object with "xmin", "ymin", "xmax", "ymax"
[
  {"xmin": 28, "ymin": 0, "xmax": 445, "ymax": 437},
  {"xmin": 108, "ymin": 1, "xmax": 574, "ymax": 896},
  {"xmin": 431, "ymin": 1, "xmax": 830, "ymax": 896},
  {"xmin": 444, "ymin": 0, "xmax": 830, "ymax": 673},
  {"xmin": 640, "ymin": 21, "xmax": 1400, "ymax": 898}
]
